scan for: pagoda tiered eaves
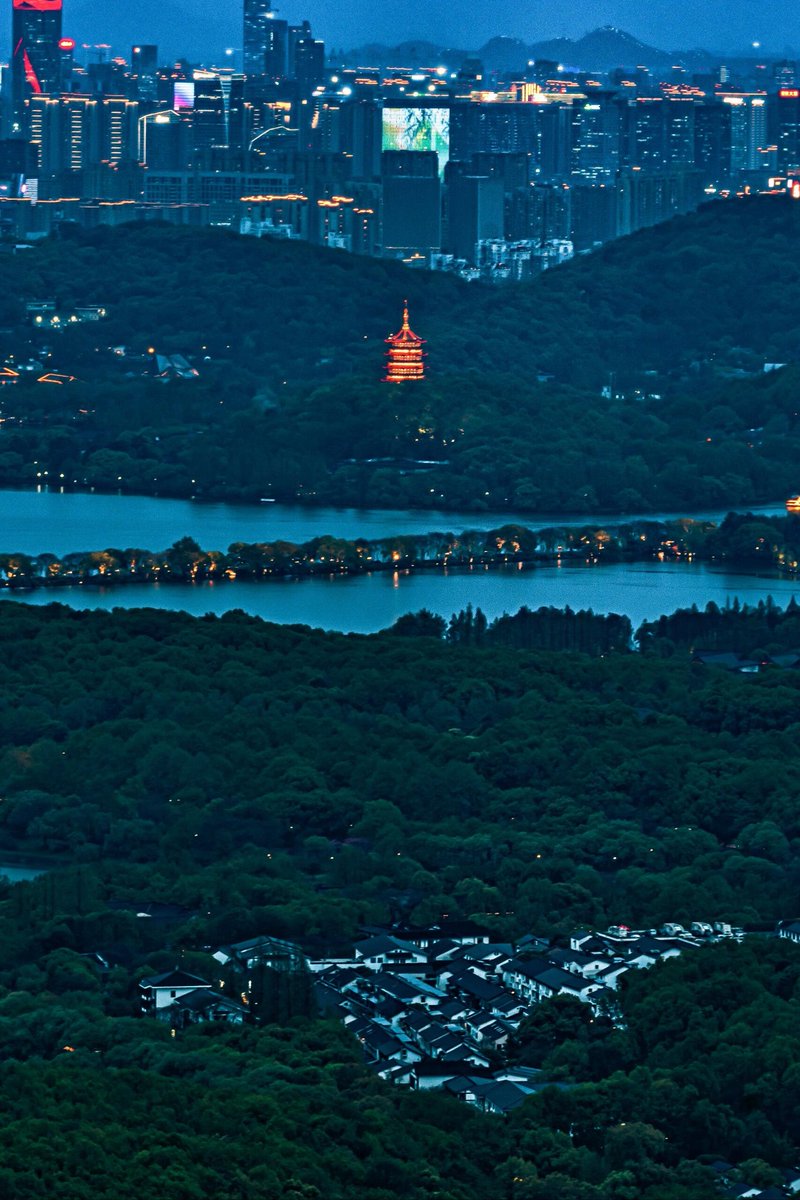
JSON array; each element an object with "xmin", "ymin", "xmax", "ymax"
[{"xmin": 384, "ymin": 301, "xmax": 426, "ymax": 383}]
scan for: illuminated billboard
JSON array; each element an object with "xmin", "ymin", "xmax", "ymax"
[
  {"xmin": 174, "ymin": 81, "xmax": 195, "ymax": 110},
  {"xmin": 382, "ymin": 106, "xmax": 450, "ymax": 175},
  {"xmin": 13, "ymin": 0, "xmax": 63, "ymax": 9}
]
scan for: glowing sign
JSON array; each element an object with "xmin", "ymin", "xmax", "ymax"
[
  {"xmin": 780, "ymin": 89, "xmax": 800, "ymax": 99},
  {"xmin": 382, "ymin": 106, "xmax": 450, "ymax": 176},
  {"xmin": 58, "ymin": 37, "xmax": 74, "ymax": 50},
  {"xmin": 174, "ymin": 81, "xmax": 195, "ymax": 110},
  {"xmin": 13, "ymin": 0, "xmax": 62, "ymax": 8},
  {"xmin": 23, "ymin": 49, "xmax": 42, "ymax": 93}
]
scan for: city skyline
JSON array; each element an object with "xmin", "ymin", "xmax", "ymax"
[{"xmin": 5, "ymin": 0, "xmax": 800, "ymax": 62}]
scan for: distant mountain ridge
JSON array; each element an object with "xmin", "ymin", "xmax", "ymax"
[
  {"xmin": 519, "ymin": 26, "xmax": 692, "ymax": 71},
  {"xmin": 343, "ymin": 26, "xmax": 720, "ymax": 73},
  {"xmin": 1, "ymin": 11, "xmax": 776, "ymax": 71}
]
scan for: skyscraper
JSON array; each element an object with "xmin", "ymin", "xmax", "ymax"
[
  {"xmin": 446, "ymin": 174, "xmax": 504, "ymax": 262},
  {"xmin": 30, "ymin": 93, "xmax": 98, "ymax": 173},
  {"xmin": 10, "ymin": 0, "xmax": 63, "ymax": 136},
  {"xmin": 293, "ymin": 34, "xmax": 324, "ymax": 98},
  {"xmin": 243, "ymin": 0, "xmax": 286, "ymax": 78},
  {"xmin": 382, "ymin": 150, "xmax": 441, "ymax": 259},
  {"xmin": 131, "ymin": 45, "xmax": 158, "ymax": 102},
  {"xmin": 192, "ymin": 70, "xmax": 247, "ymax": 167},
  {"xmin": 574, "ymin": 94, "xmax": 623, "ymax": 180},
  {"xmin": 777, "ymin": 88, "xmax": 800, "ymax": 173}
]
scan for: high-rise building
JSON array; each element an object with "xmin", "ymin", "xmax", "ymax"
[
  {"xmin": 30, "ymin": 93, "xmax": 100, "ymax": 174},
  {"xmin": 243, "ymin": 0, "xmax": 286, "ymax": 78},
  {"xmin": 288, "ymin": 20, "xmax": 311, "ymax": 77},
  {"xmin": 264, "ymin": 18, "xmax": 289, "ymax": 81},
  {"xmin": 293, "ymin": 35, "xmax": 324, "ymax": 98},
  {"xmin": 192, "ymin": 70, "xmax": 247, "ymax": 167},
  {"xmin": 570, "ymin": 181, "xmax": 618, "ymax": 249},
  {"xmin": 627, "ymin": 98, "xmax": 666, "ymax": 171},
  {"xmin": 574, "ymin": 93, "xmax": 622, "ymax": 180},
  {"xmin": 722, "ymin": 95, "xmax": 768, "ymax": 175},
  {"xmin": 138, "ymin": 109, "xmax": 192, "ymax": 170},
  {"xmin": 382, "ymin": 149, "xmax": 441, "ymax": 259},
  {"xmin": 664, "ymin": 96, "xmax": 696, "ymax": 168},
  {"xmin": 446, "ymin": 174, "xmax": 504, "ymax": 262},
  {"xmin": 450, "ymin": 102, "xmax": 539, "ymax": 162},
  {"xmin": 101, "ymin": 97, "xmax": 139, "ymax": 165},
  {"xmin": 506, "ymin": 180, "xmax": 571, "ymax": 243},
  {"xmin": 10, "ymin": 0, "xmax": 63, "ymax": 135},
  {"xmin": 131, "ymin": 45, "xmax": 158, "ymax": 102},
  {"xmin": 774, "ymin": 61, "xmax": 798, "ymax": 90},
  {"xmin": 694, "ymin": 101, "xmax": 732, "ymax": 187},
  {"xmin": 538, "ymin": 102, "xmax": 580, "ymax": 178},
  {"xmin": 341, "ymin": 99, "xmax": 382, "ymax": 179},
  {"xmin": 777, "ymin": 88, "xmax": 800, "ymax": 173},
  {"xmin": 131, "ymin": 44, "xmax": 157, "ymax": 71}
]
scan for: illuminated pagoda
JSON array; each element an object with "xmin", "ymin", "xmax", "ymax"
[{"xmin": 384, "ymin": 301, "xmax": 426, "ymax": 383}]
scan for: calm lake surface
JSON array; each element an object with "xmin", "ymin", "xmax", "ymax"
[
  {"xmin": 0, "ymin": 489, "xmax": 794, "ymax": 632},
  {"xmin": 5, "ymin": 563, "xmax": 798, "ymax": 635},
  {"xmin": 0, "ymin": 488, "xmax": 787, "ymax": 557}
]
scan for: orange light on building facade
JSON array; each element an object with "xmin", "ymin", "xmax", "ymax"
[{"xmin": 384, "ymin": 301, "xmax": 426, "ymax": 384}]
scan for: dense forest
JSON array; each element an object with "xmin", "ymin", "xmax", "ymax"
[
  {"xmin": 1, "ymin": 195, "xmax": 800, "ymax": 512},
  {"xmin": 0, "ymin": 602, "xmax": 798, "ymax": 1196}
]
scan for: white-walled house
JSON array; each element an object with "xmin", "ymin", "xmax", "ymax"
[{"xmin": 140, "ymin": 969, "xmax": 213, "ymax": 1014}]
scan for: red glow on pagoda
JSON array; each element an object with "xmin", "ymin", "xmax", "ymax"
[{"xmin": 384, "ymin": 301, "xmax": 426, "ymax": 383}]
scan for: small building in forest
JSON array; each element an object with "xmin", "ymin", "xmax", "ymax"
[
  {"xmin": 140, "ymin": 968, "xmax": 213, "ymax": 1014},
  {"xmin": 778, "ymin": 919, "xmax": 800, "ymax": 945}
]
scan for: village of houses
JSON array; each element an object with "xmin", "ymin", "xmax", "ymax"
[{"xmin": 138, "ymin": 915, "xmax": 800, "ymax": 1198}]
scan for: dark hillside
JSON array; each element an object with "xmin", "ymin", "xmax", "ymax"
[{"xmin": 0, "ymin": 195, "xmax": 798, "ymax": 512}]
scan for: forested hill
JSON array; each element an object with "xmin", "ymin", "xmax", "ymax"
[
  {"xmin": 1, "ymin": 194, "xmax": 800, "ymax": 512},
  {"xmin": 0, "ymin": 603, "xmax": 798, "ymax": 1197},
  {"xmin": 2, "ymin": 194, "xmax": 799, "ymax": 387}
]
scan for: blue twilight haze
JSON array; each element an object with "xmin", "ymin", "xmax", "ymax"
[{"xmin": 60, "ymin": 0, "xmax": 800, "ymax": 60}]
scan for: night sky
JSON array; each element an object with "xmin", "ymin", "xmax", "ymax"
[{"xmin": 20, "ymin": 0, "xmax": 800, "ymax": 59}]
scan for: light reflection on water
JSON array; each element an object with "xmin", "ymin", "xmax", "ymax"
[
  {"xmin": 3, "ymin": 562, "xmax": 797, "ymax": 635},
  {"xmin": 0, "ymin": 487, "xmax": 787, "ymax": 558}
]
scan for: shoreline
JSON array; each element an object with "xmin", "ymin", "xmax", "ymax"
[
  {"xmin": 3, "ymin": 482, "xmax": 792, "ymax": 527},
  {"xmin": 1, "ymin": 545, "xmax": 797, "ymax": 597}
]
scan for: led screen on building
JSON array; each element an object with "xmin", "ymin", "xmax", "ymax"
[
  {"xmin": 13, "ymin": 0, "xmax": 62, "ymax": 9},
  {"xmin": 174, "ymin": 81, "xmax": 195, "ymax": 110},
  {"xmin": 382, "ymin": 106, "xmax": 450, "ymax": 175}
]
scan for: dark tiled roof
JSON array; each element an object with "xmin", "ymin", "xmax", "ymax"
[
  {"xmin": 141, "ymin": 969, "xmax": 211, "ymax": 990},
  {"xmin": 481, "ymin": 1081, "xmax": 532, "ymax": 1112},
  {"xmin": 548, "ymin": 947, "xmax": 610, "ymax": 969},
  {"xmin": 504, "ymin": 956, "xmax": 551, "ymax": 981},
  {"xmin": 535, "ymin": 966, "xmax": 586, "ymax": 992},
  {"xmin": 355, "ymin": 935, "xmax": 422, "ymax": 957},
  {"xmin": 174, "ymin": 988, "xmax": 246, "ymax": 1015}
]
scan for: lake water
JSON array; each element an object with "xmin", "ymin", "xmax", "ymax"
[
  {"xmin": 5, "ymin": 562, "xmax": 798, "ymax": 635},
  {"xmin": 0, "ymin": 488, "xmax": 787, "ymax": 558},
  {"xmin": 0, "ymin": 489, "xmax": 794, "ymax": 633}
]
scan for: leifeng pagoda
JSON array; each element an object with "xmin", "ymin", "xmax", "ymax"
[{"xmin": 384, "ymin": 301, "xmax": 426, "ymax": 383}]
